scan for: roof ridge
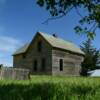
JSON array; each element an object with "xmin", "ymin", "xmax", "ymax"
[
  {"xmin": 38, "ymin": 31, "xmax": 74, "ymax": 44},
  {"xmin": 38, "ymin": 31, "xmax": 84, "ymax": 55},
  {"xmin": 13, "ymin": 31, "xmax": 85, "ymax": 56}
]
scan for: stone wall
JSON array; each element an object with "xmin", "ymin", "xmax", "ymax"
[
  {"xmin": 0, "ymin": 67, "xmax": 30, "ymax": 80},
  {"xmin": 52, "ymin": 49, "xmax": 84, "ymax": 76}
]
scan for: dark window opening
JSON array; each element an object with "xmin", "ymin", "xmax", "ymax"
[
  {"xmin": 33, "ymin": 60, "xmax": 38, "ymax": 71},
  {"xmin": 37, "ymin": 41, "xmax": 42, "ymax": 52},
  {"xmin": 22, "ymin": 54, "xmax": 26, "ymax": 59},
  {"xmin": 41, "ymin": 58, "xmax": 46, "ymax": 71},
  {"xmin": 59, "ymin": 59, "xmax": 63, "ymax": 71}
]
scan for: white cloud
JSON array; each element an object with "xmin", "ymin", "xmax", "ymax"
[
  {"xmin": 0, "ymin": 36, "xmax": 22, "ymax": 52},
  {"xmin": 0, "ymin": 35, "xmax": 23, "ymax": 66}
]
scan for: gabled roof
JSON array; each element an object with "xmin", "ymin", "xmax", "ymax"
[
  {"xmin": 13, "ymin": 43, "xmax": 29, "ymax": 55},
  {"xmin": 13, "ymin": 32, "xmax": 85, "ymax": 56}
]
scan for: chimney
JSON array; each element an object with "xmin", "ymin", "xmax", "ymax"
[{"xmin": 52, "ymin": 33, "xmax": 58, "ymax": 38}]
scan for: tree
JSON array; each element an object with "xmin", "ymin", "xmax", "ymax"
[
  {"xmin": 36, "ymin": 0, "xmax": 100, "ymax": 39},
  {"xmin": 80, "ymin": 39, "xmax": 100, "ymax": 76}
]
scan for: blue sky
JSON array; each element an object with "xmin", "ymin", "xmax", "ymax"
[{"xmin": 0, "ymin": 0, "xmax": 100, "ymax": 66}]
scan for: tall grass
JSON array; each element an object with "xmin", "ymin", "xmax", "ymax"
[{"xmin": 0, "ymin": 76, "xmax": 100, "ymax": 100}]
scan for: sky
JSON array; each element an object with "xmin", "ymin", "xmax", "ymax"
[{"xmin": 0, "ymin": 0, "xmax": 100, "ymax": 66}]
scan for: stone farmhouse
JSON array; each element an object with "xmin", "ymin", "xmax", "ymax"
[{"xmin": 13, "ymin": 32, "xmax": 84, "ymax": 76}]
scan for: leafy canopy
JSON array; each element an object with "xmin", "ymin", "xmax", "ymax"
[{"xmin": 37, "ymin": 0, "xmax": 100, "ymax": 39}]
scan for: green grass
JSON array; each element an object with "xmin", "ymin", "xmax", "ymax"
[{"xmin": 0, "ymin": 76, "xmax": 100, "ymax": 100}]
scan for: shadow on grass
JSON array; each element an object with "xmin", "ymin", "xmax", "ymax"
[{"xmin": 0, "ymin": 82, "xmax": 99, "ymax": 100}]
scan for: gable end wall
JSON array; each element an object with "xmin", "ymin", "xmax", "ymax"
[{"xmin": 13, "ymin": 34, "xmax": 52, "ymax": 75}]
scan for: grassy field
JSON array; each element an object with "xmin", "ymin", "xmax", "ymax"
[{"xmin": 0, "ymin": 76, "xmax": 100, "ymax": 100}]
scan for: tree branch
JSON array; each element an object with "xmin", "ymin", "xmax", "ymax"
[
  {"xmin": 42, "ymin": 14, "xmax": 65, "ymax": 24},
  {"xmin": 88, "ymin": 22, "xmax": 97, "ymax": 32},
  {"xmin": 75, "ymin": 6, "xmax": 83, "ymax": 18},
  {"xmin": 42, "ymin": 6, "xmax": 74, "ymax": 24}
]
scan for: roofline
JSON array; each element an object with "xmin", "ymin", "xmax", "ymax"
[
  {"xmin": 12, "ymin": 52, "xmax": 25, "ymax": 56},
  {"xmin": 37, "ymin": 32, "xmax": 53, "ymax": 46},
  {"xmin": 38, "ymin": 31, "xmax": 85, "ymax": 56},
  {"xmin": 53, "ymin": 47, "xmax": 85, "ymax": 56},
  {"xmin": 12, "ymin": 31, "xmax": 50, "ymax": 56},
  {"xmin": 13, "ymin": 31, "xmax": 85, "ymax": 56}
]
